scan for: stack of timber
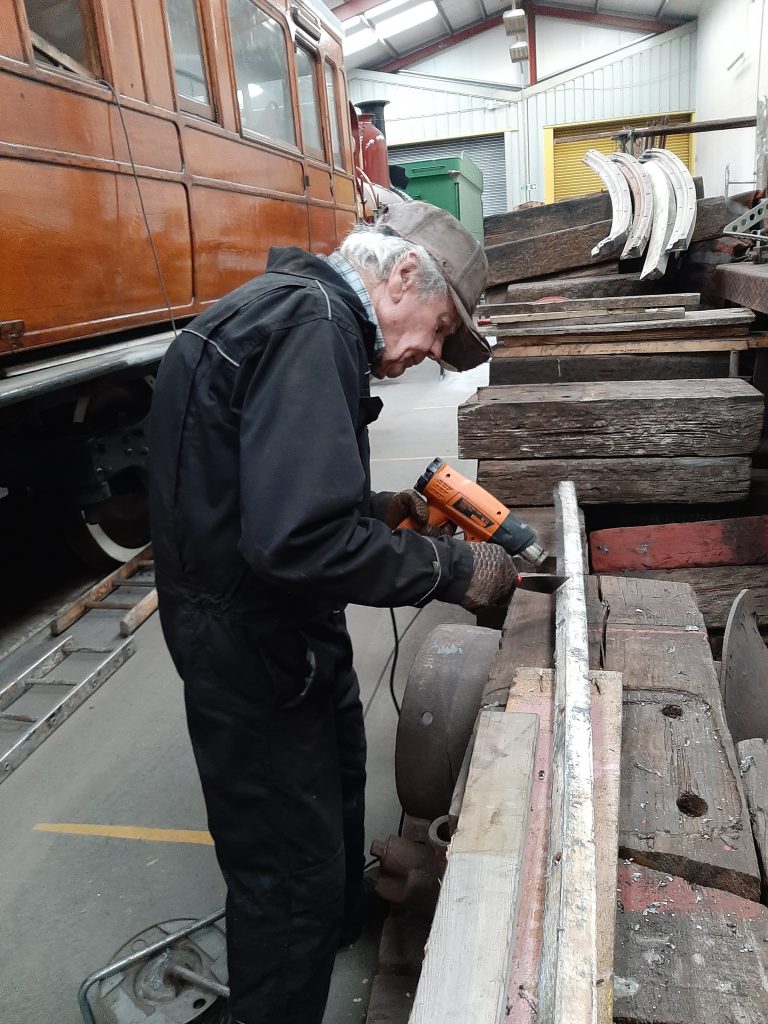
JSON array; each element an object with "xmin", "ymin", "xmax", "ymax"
[
  {"xmin": 479, "ymin": 292, "xmax": 767, "ymax": 386},
  {"xmin": 483, "ymin": 187, "xmax": 757, "ymax": 298},
  {"xmin": 458, "ymin": 377, "xmax": 765, "ymax": 506}
]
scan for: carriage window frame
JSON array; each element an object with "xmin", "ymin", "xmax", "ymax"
[
  {"xmin": 22, "ymin": 0, "xmax": 102, "ymax": 79},
  {"xmin": 324, "ymin": 60, "xmax": 345, "ymax": 170},
  {"xmin": 294, "ymin": 41, "xmax": 326, "ymax": 163},
  {"xmin": 165, "ymin": 0, "xmax": 216, "ymax": 121},
  {"xmin": 227, "ymin": 0, "xmax": 299, "ymax": 152}
]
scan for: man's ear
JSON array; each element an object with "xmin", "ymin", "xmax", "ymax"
[{"xmin": 387, "ymin": 252, "xmax": 420, "ymax": 303}]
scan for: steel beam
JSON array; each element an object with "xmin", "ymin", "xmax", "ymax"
[{"xmin": 520, "ymin": 2, "xmax": 685, "ymax": 35}]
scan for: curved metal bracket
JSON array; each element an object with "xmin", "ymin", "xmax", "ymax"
[
  {"xmin": 582, "ymin": 148, "xmax": 632, "ymax": 259},
  {"xmin": 610, "ymin": 152, "xmax": 654, "ymax": 259},
  {"xmin": 641, "ymin": 148, "xmax": 697, "ymax": 251},
  {"xmin": 640, "ymin": 160, "xmax": 676, "ymax": 281}
]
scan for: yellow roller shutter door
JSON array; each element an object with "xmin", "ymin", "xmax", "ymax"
[{"xmin": 551, "ymin": 113, "xmax": 693, "ymax": 202}]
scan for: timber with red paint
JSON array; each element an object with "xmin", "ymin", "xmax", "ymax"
[{"xmin": 590, "ymin": 515, "xmax": 768, "ymax": 572}]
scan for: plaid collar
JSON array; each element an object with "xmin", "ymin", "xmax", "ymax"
[{"xmin": 326, "ymin": 252, "xmax": 385, "ymax": 352}]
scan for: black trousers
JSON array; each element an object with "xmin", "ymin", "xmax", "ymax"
[{"xmin": 160, "ymin": 601, "xmax": 367, "ymax": 1024}]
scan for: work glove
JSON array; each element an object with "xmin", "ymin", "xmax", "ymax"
[
  {"xmin": 385, "ymin": 488, "xmax": 456, "ymax": 537},
  {"xmin": 460, "ymin": 542, "xmax": 518, "ymax": 612}
]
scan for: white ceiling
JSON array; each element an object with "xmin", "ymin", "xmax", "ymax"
[{"xmin": 329, "ymin": 0, "xmax": 703, "ymax": 72}]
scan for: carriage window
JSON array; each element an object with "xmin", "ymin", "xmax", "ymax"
[
  {"xmin": 166, "ymin": 0, "xmax": 211, "ymax": 111},
  {"xmin": 24, "ymin": 0, "xmax": 100, "ymax": 77},
  {"xmin": 295, "ymin": 45, "xmax": 324, "ymax": 160},
  {"xmin": 228, "ymin": 0, "xmax": 296, "ymax": 147},
  {"xmin": 324, "ymin": 63, "xmax": 343, "ymax": 168}
]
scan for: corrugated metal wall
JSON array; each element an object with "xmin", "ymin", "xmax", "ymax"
[
  {"xmin": 348, "ymin": 22, "xmax": 697, "ymax": 211},
  {"xmin": 524, "ymin": 22, "xmax": 697, "ymax": 205},
  {"xmin": 347, "ymin": 71, "xmax": 519, "ymax": 146}
]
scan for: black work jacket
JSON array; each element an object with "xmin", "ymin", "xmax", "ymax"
[{"xmin": 148, "ymin": 247, "xmax": 473, "ymax": 620}]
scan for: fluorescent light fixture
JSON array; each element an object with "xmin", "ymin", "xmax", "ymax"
[
  {"xmin": 365, "ymin": 0, "xmax": 412, "ymax": 20},
  {"xmin": 509, "ymin": 41, "xmax": 528, "ymax": 62},
  {"xmin": 343, "ymin": 14, "xmax": 362, "ymax": 29},
  {"xmin": 343, "ymin": 27, "xmax": 379, "ymax": 54},
  {"xmin": 376, "ymin": 1, "xmax": 438, "ymax": 39},
  {"xmin": 247, "ymin": 82, "xmax": 263, "ymax": 98}
]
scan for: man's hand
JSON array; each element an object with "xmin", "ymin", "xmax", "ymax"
[
  {"xmin": 460, "ymin": 542, "xmax": 518, "ymax": 611},
  {"xmin": 386, "ymin": 489, "xmax": 456, "ymax": 537}
]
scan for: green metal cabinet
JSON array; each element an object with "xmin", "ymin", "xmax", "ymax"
[{"xmin": 397, "ymin": 155, "xmax": 484, "ymax": 245}]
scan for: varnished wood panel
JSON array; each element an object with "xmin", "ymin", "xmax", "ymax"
[
  {"xmin": 333, "ymin": 173, "xmax": 356, "ymax": 207},
  {"xmin": 309, "ymin": 205, "xmax": 336, "ymax": 255},
  {"xmin": 306, "ymin": 164, "xmax": 332, "ymax": 203},
  {"xmin": 190, "ymin": 186, "xmax": 309, "ymax": 301},
  {"xmin": 132, "ymin": 0, "xmax": 175, "ymax": 110},
  {"xmin": 0, "ymin": 2, "xmax": 25, "ymax": 60},
  {"xmin": 336, "ymin": 207, "xmax": 356, "ymax": 243},
  {"xmin": 100, "ymin": 0, "xmax": 146, "ymax": 101},
  {"xmin": 2, "ymin": 160, "xmax": 192, "ymax": 344},
  {"xmin": 110, "ymin": 106, "xmax": 182, "ymax": 171},
  {"xmin": 184, "ymin": 125, "xmax": 304, "ymax": 195}
]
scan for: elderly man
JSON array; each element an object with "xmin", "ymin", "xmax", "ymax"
[{"xmin": 148, "ymin": 202, "xmax": 519, "ymax": 1024}]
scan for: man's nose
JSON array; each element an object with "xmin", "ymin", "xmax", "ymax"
[{"xmin": 428, "ymin": 337, "xmax": 444, "ymax": 360}]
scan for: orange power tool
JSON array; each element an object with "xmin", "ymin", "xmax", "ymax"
[{"xmin": 399, "ymin": 457, "xmax": 550, "ymax": 568}]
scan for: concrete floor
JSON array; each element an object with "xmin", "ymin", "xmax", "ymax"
[{"xmin": 0, "ymin": 358, "xmax": 487, "ymax": 1024}]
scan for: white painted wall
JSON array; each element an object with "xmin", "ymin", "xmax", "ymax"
[
  {"xmin": 536, "ymin": 17, "xmax": 648, "ymax": 80},
  {"xmin": 405, "ymin": 16, "xmax": 647, "ymax": 89},
  {"xmin": 694, "ymin": 0, "xmax": 768, "ymax": 196}
]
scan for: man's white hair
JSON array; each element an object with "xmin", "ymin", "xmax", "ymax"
[{"xmin": 338, "ymin": 223, "xmax": 448, "ymax": 299}]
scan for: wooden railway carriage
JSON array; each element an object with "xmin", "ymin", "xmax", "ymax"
[{"xmin": 0, "ymin": 0, "xmax": 359, "ymax": 563}]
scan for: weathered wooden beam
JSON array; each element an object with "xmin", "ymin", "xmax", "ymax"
[
  {"xmin": 459, "ymin": 380, "xmax": 764, "ymax": 461},
  {"xmin": 596, "ymin": 575, "xmax": 761, "ymax": 898},
  {"xmin": 538, "ymin": 482, "xmax": 597, "ymax": 1024},
  {"xmin": 408, "ymin": 710, "xmax": 538, "ymax": 1024},
  {"xmin": 720, "ymin": 590, "xmax": 768, "ymax": 744},
  {"xmin": 476, "ymin": 456, "xmax": 752, "ymax": 506},
  {"xmin": 50, "ymin": 546, "xmax": 153, "ymax": 636},
  {"xmin": 590, "ymin": 516, "xmax": 768, "ymax": 572},
  {"xmin": 484, "ymin": 192, "xmax": 613, "ymax": 244},
  {"xmin": 489, "ymin": 306, "xmax": 685, "ymax": 327},
  {"xmin": 488, "ymin": 351, "xmax": 731, "ymax": 385},
  {"xmin": 502, "ymin": 273, "xmax": 649, "ymax": 302},
  {"xmin": 487, "ymin": 307, "xmax": 754, "ymax": 339},
  {"xmin": 479, "ymin": 292, "xmax": 701, "ymax": 316},
  {"xmin": 614, "ymin": 863, "xmax": 768, "ymax": 1024},
  {"xmin": 735, "ymin": 738, "xmax": 768, "ymax": 901},
  {"xmin": 505, "ymin": 667, "xmax": 622, "ymax": 1024},
  {"xmin": 619, "ymin": 565, "xmax": 768, "ymax": 631},
  {"xmin": 489, "ymin": 334, "xmax": 768, "ymax": 358}
]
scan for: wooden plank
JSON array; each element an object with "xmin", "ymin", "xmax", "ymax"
[
  {"xmin": 502, "ymin": 273, "xmax": 649, "ymax": 302},
  {"xmin": 458, "ymin": 379, "xmax": 764, "ymax": 461},
  {"xmin": 486, "ymin": 221, "xmax": 615, "ymax": 286},
  {"xmin": 505, "ymin": 668, "xmax": 622, "ymax": 1024},
  {"xmin": 479, "ymin": 292, "xmax": 700, "ymax": 315},
  {"xmin": 735, "ymin": 738, "xmax": 768, "ymax": 901},
  {"xmin": 488, "ymin": 351, "xmax": 731, "ymax": 385},
  {"xmin": 50, "ymin": 547, "xmax": 153, "ymax": 636},
  {"xmin": 487, "ymin": 306, "xmax": 684, "ymax": 327},
  {"xmin": 590, "ymin": 515, "xmax": 768, "ymax": 572},
  {"xmin": 484, "ymin": 192, "xmax": 613, "ymax": 244},
  {"xmin": 614, "ymin": 863, "xmax": 768, "ymax": 1024},
  {"xmin": 119, "ymin": 588, "xmax": 158, "ymax": 637},
  {"xmin": 721, "ymin": 590, "xmax": 768, "ymax": 743},
  {"xmin": 490, "ymin": 335, "xmax": 768, "ymax": 357},
  {"xmin": 538, "ymin": 482, "xmax": 597, "ymax": 1024},
  {"xmin": 596, "ymin": 575, "xmax": 761, "ymax": 898},
  {"xmin": 487, "ymin": 307, "xmax": 754, "ymax": 338},
  {"xmin": 409, "ymin": 710, "xmax": 538, "ymax": 1024},
  {"xmin": 477, "ymin": 456, "xmax": 751, "ymax": 506},
  {"xmin": 714, "ymin": 261, "xmax": 768, "ymax": 315},
  {"xmin": 619, "ymin": 565, "xmax": 768, "ymax": 631}
]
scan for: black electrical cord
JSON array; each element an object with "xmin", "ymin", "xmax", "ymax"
[
  {"xmin": 98, "ymin": 79, "xmax": 178, "ymax": 338},
  {"xmin": 388, "ymin": 606, "xmax": 401, "ymax": 716},
  {"xmin": 361, "ymin": 606, "xmax": 423, "ymax": 721}
]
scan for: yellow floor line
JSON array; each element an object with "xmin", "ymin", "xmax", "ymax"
[{"xmin": 35, "ymin": 822, "xmax": 213, "ymax": 845}]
